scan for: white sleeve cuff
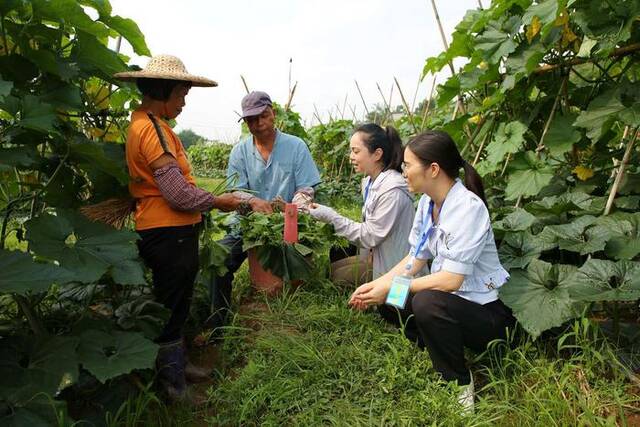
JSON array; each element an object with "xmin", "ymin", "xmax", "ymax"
[{"xmin": 441, "ymin": 258, "xmax": 474, "ymax": 275}]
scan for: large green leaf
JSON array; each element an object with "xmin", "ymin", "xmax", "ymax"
[
  {"xmin": 21, "ymin": 47, "xmax": 78, "ymax": 81},
  {"xmin": 601, "ymin": 212, "xmax": 640, "ymax": 260},
  {"xmin": 101, "ymin": 15, "xmax": 151, "ymax": 56},
  {"xmin": 25, "ymin": 210, "xmax": 145, "ymax": 284},
  {"xmin": 499, "ymin": 231, "xmax": 555, "ymax": 270},
  {"xmin": 115, "ymin": 298, "xmax": 170, "ymax": 340},
  {"xmin": 76, "ymin": 330, "xmax": 158, "ymax": 383},
  {"xmin": 493, "ymin": 208, "xmax": 537, "ymax": 232},
  {"xmin": 68, "ymin": 135, "xmax": 128, "ymax": 184},
  {"xmin": 0, "ymin": 78, "xmax": 12, "ymax": 98},
  {"xmin": 475, "ymin": 17, "xmax": 520, "ymax": 64},
  {"xmin": 525, "ymin": 191, "xmax": 606, "ymax": 215},
  {"xmin": 505, "ymin": 167, "xmax": 554, "ymax": 200},
  {"xmin": 19, "ymin": 95, "xmax": 57, "ymax": 133},
  {"xmin": 544, "ymin": 113, "xmax": 581, "ymax": 157},
  {"xmin": 567, "ymin": 259, "xmax": 640, "ymax": 302},
  {"xmin": 499, "ymin": 259, "xmax": 585, "ymax": 339},
  {"xmin": 542, "ymin": 215, "xmax": 604, "ymax": 254},
  {"xmin": 574, "ymin": 89, "xmax": 629, "ymax": 142},
  {"xmin": 485, "ymin": 120, "xmax": 527, "ymax": 165},
  {"xmin": 72, "ymin": 31, "xmax": 128, "ymax": 81},
  {"xmin": 0, "ymin": 336, "xmax": 78, "ymax": 404},
  {"xmin": 0, "ymin": 249, "xmax": 72, "ymax": 294},
  {"xmin": 522, "ymin": 0, "xmax": 561, "ymax": 38},
  {"xmin": 32, "ymin": 0, "xmax": 110, "ymax": 37},
  {"xmin": 502, "ymin": 41, "xmax": 546, "ymax": 90}
]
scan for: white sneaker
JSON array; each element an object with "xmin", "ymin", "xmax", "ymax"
[{"xmin": 457, "ymin": 372, "xmax": 475, "ymax": 414}]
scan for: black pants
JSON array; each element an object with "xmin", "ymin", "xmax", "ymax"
[
  {"xmin": 378, "ymin": 289, "xmax": 515, "ymax": 385},
  {"xmin": 137, "ymin": 224, "xmax": 200, "ymax": 344},
  {"xmin": 207, "ymin": 233, "xmax": 246, "ymax": 330}
]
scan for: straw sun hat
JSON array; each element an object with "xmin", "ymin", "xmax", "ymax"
[{"xmin": 113, "ymin": 54, "xmax": 217, "ymax": 87}]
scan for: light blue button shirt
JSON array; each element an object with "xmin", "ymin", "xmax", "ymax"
[
  {"xmin": 408, "ymin": 179, "xmax": 509, "ymax": 305},
  {"xmin": 227, "ymin": 130, "xmax": 321, "ymax": 202}
]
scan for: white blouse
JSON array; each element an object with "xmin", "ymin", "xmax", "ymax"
[{"xmin": 408, "ymin": 179, "xmax": 509, "ymax": 305}]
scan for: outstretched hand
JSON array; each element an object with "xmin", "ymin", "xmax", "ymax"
[{"xmin": 348, "ymin": 280, "xmax": 390, "ymax": 310}]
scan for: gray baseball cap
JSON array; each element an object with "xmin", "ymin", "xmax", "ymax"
[{"xmin": 239, "ymin": 91, "xmax": 272, "ymax": 121}]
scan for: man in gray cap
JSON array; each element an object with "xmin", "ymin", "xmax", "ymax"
[{"xmin": 207, "ymin": 91, "xmax": 321, "ymax": 333}]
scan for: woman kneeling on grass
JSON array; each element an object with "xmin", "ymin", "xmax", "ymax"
[
  {"xmin": 309, "ymin": 124, "xmax": 415, "ymax": 285},
  {"xmin": 349, "ymin": 130, "xmax": 515, "ymax": 412}
]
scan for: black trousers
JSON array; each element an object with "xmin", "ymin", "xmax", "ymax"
[
  {"xmin": 137, "ymin": 224, "xmax": 200, "ymax": 344},
  {"xmin": 207, "ymin": 233, "xmax": 246, "ymax": 331},
  {"xmin": 378, "ymin": 289, "xmax": 515, "ymax": 385}
]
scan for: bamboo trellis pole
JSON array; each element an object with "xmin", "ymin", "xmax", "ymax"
[
  {"xmin": 354, "ymin": 80, "xmax": 370, "ymax": 117},
  {"xmin": 394, "ymin": 76, "xmax": 419, "ymax": 134}
]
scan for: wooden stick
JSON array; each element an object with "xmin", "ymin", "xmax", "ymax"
[
  {"xmin": 354, "ymin": 80, "xmax": 370, "ymax": 117},
  {"xmin": 394, "ymin": 76, "xmax": 419, "ymax": 134},
  {"xmin": 421, "ymin": 77, "xmax": 437, "ymax": 131},
  {"xmin": 604, "ymin": 128, "xmax": 638, "ymax": 215},
  {"xmin": 349, "ymin": 104, "xmax": 358, "ymax": 123},
  {"xmin": 477, "ymin": 0, "xmax": 483, "ymax": 8},
  {"xmin": 536, "ymin": 76, "xmax": 567, "ymax": 154},
  {"xmin": 534, "ymin": 43, "xmax": 640, "ymax": 75},
  {"xmin": 284, "ymin": 81, "xmax": 298, "ymax": 112},
  {"xmin": 410, "ymin": 75, "xmax": 421, "ymax": 112},
  {"xmin": 472, "ymin": 131, "xmax": 490, "ymax": 166},
  {"xmin": 313, "ymin": 104, "xmax": 324, "ymax": 126},
  {"xmin": 376, "ymin": 82, "xmax": 393, "ymax": 124},
  {"xmin": 288, "ymin": 58, "xmax": 293, "ymax": 97},
  {"xmin": 240, "ymin": 75, "xmax": 250, "ymax": 94},
  {"xmin": 461, "ymin": 115, "xmax": 487, "ymax": 157},
  {"xmin": 341, "ymin": 94, "xmax": 348, "ymax": 121},
  {"xmin": 429, "ymin": 0, "xmax": 455, "ymax": 75}
]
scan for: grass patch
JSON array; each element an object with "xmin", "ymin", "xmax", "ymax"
[
  {"xmin": 196, "ymin": 177, "xmax": 225, "ymax": 193},
  {"xmin": 201, "ymin": 281, "xmax": 639, "ymax": 425}
]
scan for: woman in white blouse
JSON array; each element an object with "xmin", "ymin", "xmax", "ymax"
[
  {"xmin": 310, "ymin": 124, "xmax": 415, "ymax": 284},
  {"xmin": 349, "ymin": 130, "xmax": 515, "ymax": 411}
]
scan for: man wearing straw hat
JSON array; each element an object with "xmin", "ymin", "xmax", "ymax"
[
  {"xmin": 207, "ymin": 91, "xmax": 321, "ymax": 334},
  {"xmin": 113, "ymin": 54, "xmax": 245, "ymax": 402}
]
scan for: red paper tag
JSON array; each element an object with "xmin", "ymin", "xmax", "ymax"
[{"xmin": 283, "ymin": 203, "xmax": 298, "ymax": 244}]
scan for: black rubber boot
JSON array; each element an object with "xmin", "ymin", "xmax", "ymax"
[{"xmin": 156, "ymin": 340, "xmax": 187, "ymax": 402}]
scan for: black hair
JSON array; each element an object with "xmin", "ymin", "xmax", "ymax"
[
  {"xmin": 354, "ymin": 123, "xmax": 404, "ymax": 173},
  {"xmin": 406, "ymin": 130, "xmax": 487, "ymax": 206},
  {"xmin": 136, "ymin": 78, "xmax": 191, "ymax": 101}
]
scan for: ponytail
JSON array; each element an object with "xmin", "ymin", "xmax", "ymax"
[
  {"xmin": 407, "ymin": 130, "xmax": 488, "ymax": 207},
  {"xmin": 354, "ymin": 123, "xmax": 404, "ymax": 173},
  {"xmin": 462, "ymin": 160, "xmax": 487, "ymax": 207},
  {"xmin": 384, "ymin": 126, "xmax": 404, "ymax": 172}
]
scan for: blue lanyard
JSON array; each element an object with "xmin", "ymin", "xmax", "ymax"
[
  {"xmin": 363, "ymin": 178, "xmax": 373, "ymax": 204},
  {"xmin": 407, "ymin": 197, "xmax": 446, "ymax": 271}
]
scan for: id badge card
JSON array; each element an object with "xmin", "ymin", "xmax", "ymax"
[{"xmin": 385, "ymin": 275, "xmax": 412, "ymax": 309}]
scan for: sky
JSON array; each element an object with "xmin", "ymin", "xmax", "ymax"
[{"xmin": 109, "ymin": 0, "xmax": 480, "ymax": 143}]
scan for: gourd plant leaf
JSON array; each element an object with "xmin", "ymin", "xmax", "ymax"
[
  {"xmin": 504, "ymin": 152, "xmax": 555, "ymax": 200},
  {"xmin": 115, "ymin": 298, "xmax": 171, "ymax": 341},
  {"xmin": 485, "ymin": 120, "xmax": 527, "ymax": 165},
  {"xmin": 0, "ymin": 249, "xmax": 73, "ymax": 294},
  {"xmin": 567, "ymin": 259, "xmax": 640, "ymax": 302},
  {"xmin": 544, "ymin": 113, "xmax": 582, "ymax": 157},
  {"xmin": 499, "ymin": 259, "xmax": 585, "ymax": 340},
  {"xmin": 0, "ymin": 336, "xmax": 79, "ymax": 405},
  {"xmin": 600, "ymin": 212, "xmax": 640, "ymax": 260},
  {"xmin": 542, "ymin": 215, "xmax": 605, "ymax": 255},
  {"xmin": 525, "ymin": 191, "xmax": 606, "ymax": 216},
  {"xmin": 25, "ymin": 210, "xmax": 145, "ymax": 284},
  {"xmin": 493, "ymin": 208, "xmax": 537, "ymax": 232},
  {"xmin": 574, "ymin": 89, "xmax": 630, "ymax": 142},
  {"xmin": 499, "ymin": 231, "xmax": 556, "ymax": 270},
  {"xmin": 76, "ymin": 330, "xmax": 158, "ymax": 383}
]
